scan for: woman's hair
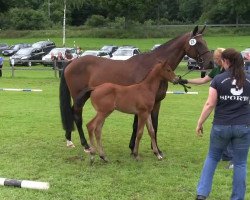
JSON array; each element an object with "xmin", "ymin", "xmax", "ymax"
[
  {"xmin": 221, "ymin": 48, "xmax": 245, "ymax": 88},
  {"xmin": 213, "ymin": 48, "xmax": 225, "ymax": 57}
]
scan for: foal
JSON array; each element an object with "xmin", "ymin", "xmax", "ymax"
[{"xmin": 87, "ymin": 61, "xmax": 177, "ymax": 161}]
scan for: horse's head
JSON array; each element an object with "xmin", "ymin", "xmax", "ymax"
[
  {"xmin": 157, "ymin": 61, "xmax": 179, "ymax": 83},
  {"xmin": 184, "ymin": 25, "xmax": 213, "ymax": 69}
]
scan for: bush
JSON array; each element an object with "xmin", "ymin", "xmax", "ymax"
[{"xmin": 85, "ymin": 15, "xmax": 108, "ymax": 27}]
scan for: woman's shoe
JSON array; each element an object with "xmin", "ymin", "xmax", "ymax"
[{"xmin": 196, "ymin": 195, "xmax": 206, "ymax": 200}]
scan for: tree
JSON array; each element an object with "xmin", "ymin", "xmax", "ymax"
[{"xmin": 200, "ymin": 0, "xmax": 250, "ymax": 24}]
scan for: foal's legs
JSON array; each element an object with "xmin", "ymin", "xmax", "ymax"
[
  {"xmin": 146, "ymin": 115, "xmax": 162, "ymax": 160},
  {"xmin": 94, "ymin": 118, "xmax": 108, "ymax": 162},
  {"xmin": 86, "ymin": 115, "xmax": 98, "ymax": 154},
  {"xmin": 132, "ymin": 113, "xmax": 148, "ymax": 160},
  {"xmin": 151, "ymin": 101, "xmax": 163, "ymax": 156},
  {"xmin": 87, "ymin": 112, "xmax": 110, "ymax": 161},
  {"xmin": 73, "ymin": 106, "xmax": 91, "ymax": 151},
  {"xmin": 129, "ymin": 102, "xmax": 162, "ymax": 156}
]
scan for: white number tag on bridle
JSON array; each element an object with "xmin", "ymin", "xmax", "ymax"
[{"xmin": 189, "ymin": 38, "xmax": 197, "ymax": 46}]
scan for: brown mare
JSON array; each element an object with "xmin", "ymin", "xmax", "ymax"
[
  {"xmin": 87, "ymin": 61, "xmax": 178, "ymax": 161},
  {"xmin": 60, "ymin": 25, "xmax": 213, "ymax": 154}
]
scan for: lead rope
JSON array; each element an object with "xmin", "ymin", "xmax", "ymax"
[{"xmin": 176, "ymin": 68, "xmax": 194, "ymax": 93}]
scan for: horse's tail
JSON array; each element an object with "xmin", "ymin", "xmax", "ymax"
[{"xmin": 59, "ymin": 68, "xmax": 75, "ymax": 132}]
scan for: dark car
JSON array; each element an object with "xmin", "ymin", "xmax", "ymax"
[
  {"xmin": 9, "ymin": 47, "xmax": 46, "ymax": 66},
  {"xmin": 2, "ymin": 43, "xmax": 31, "ymax": 56},
  {"xmin": 0, "ymin": 43, "xmax": 9, "ymax": 54},
  {"xmin": 99, "ymin": 45, "xmax": 118, "ymax": 56},
  {"xmin": 32, "ymin": 41, "xmax": 56, "ymax": 54},
  {"xmin": 187, "ymin": 57, "xmax": 201, "ymax": 70}
]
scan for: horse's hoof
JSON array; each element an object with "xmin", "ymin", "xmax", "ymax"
[
  {"xmin": 84, "ymin": 147, "xmax": 92, "ymax": 154},
  {"xmin": 157, "ymin": 154, "xmax": 163, "ymax": 160},
  {"xmin": 154, "ymin": 152, "xmax": 164, "ymax": 160},
  {"xmin": 66, "ymin": 140, "xmax": 75, "ymax": 148},
  {"xmin": 131, "ymin": 152, "xmax": 140, "ymax": 161},
  {"xmin": 100, "ymin": 155, "xmax": 108, "ymax": 162},
  {"xmin": 159, "ymin": 151, "xmax": 164, "ymax": 157}
]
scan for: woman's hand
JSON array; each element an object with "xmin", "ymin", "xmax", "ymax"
[{"xmin": 196, "ymin": 123, "xmax": 203, "ymax": 137}]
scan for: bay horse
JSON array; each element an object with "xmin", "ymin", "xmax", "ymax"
[
  {"xmin": 87, "ymin": 61, "xmax": 178, "ymax": 161},
  {"xmin": 60, "ymin": 25, "xmax": 213, "ymax": 154}
]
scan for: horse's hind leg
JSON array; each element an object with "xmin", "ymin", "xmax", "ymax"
[
  {"xmin": 73, "ymin": 106, "xmax": 91, "ymax": 151},
  {"xmin": 65, "ymin": 131, "xmax": 75, "ymax": 148},
  {"xmin": 146, "ymin": 116, "xmax": 162, "ymax": 160}
]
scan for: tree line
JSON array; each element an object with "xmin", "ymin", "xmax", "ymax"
[{"xmin": 0, "ymin": 0, "xmax": 249, "ymax": 30}]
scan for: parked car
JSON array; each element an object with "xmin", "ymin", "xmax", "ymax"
[
  {"xmin": 32, "ymin": 41, "xmax": 56, "ymax": 54},
  {"xmin": 241, "ymin": 48, "xmax": 250, "ymax": 60},
  {"xmin": 42, "ymin": 47, "xmax": 77, "ymax": 66},
  {"xmin": 0, "ymin": 43, "xmax": 9, "ymax": 54},
  {"xmin": 9, "ymin": 47, "xmax": 46, "ymax": 66},
  {"xmin": 2, "ymin": 43, "xmax": 31, "ymax": 56},
  {"xmin": 81, "ymin": 50, "xmax": 111, "ymax": 58},
  {"xmin": 187, "ymin": 57, "xmax": 201, "ymax": 70},
  {"xmin": 99, "ymin": 45, "xmax": 118, "ymax": 56},
  {"xmin": 111, "ymin": 48, "xmax": 141, "ymax": 60},
  {"xmin": 151, "ymin": 44, "xmax": 161, "ymax": 51}
]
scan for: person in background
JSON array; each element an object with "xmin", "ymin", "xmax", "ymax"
[
  {"xmin": 0, "ymin": 56, "xmax": 3, "ymax": 77},
  {"xmin": 51, "ymin": 52, "xmax": 64, "ymax": 78},
  {"xmin": 64, "ymin": 49, "xmax": 73, "ymax": 61},
  {"xmin": 195, "ymin": 48, "xmax": 250, "ymax": 200},
  {"xmin": 179, "ymin": 48, "xmax": 234, "ymax": 168},
  {"xmin": 243, "ymin": 52, "xmax": 250, "ymax": 71},
  {"xmin": 76, "ymin": 46, "xmax": 83, "ymax": 57}
]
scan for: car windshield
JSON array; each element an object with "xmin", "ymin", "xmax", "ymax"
[
  {"xmin": 16, "ymin": 48, "xmax": 33, "ymax": 55},
  {"xmin": 32, "ymin": 42, "xmax": 44, "ymax": 48},
  {"xmin": 50, "ymin": 48, "xmax": 66, "ymax": 55},
  {"xmin": 12, "ymin": 45, "xmax": 20, "ymax": 50},
  {"xmin": 113, "ymin": 49, "xmax": 133, "ymax": 56},
  {"xmin": 82, "ymin": 51, "xmax": 98, "ymax": 56},
  {"xmin": 100, "ymin": 46, "xmax": 112, "ymax": 51}
]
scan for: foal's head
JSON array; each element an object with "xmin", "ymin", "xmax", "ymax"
[{"xmin": 156, "ymin": 61, "xmax": 178, "ymax": 83}]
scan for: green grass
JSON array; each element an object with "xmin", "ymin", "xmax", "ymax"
[{"xmin": 0, "ymin": 36, "xmax": 249, "ymax": 200}]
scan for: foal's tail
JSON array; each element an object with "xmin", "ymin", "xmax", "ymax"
[{"xmin": 59, "ymin": 68, "xmax": 74, "ymax": 132}]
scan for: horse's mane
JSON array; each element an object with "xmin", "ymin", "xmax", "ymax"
[
  {"xmin": 132, "ymin": 33, "xmax": 187, "ymax": 59},
  {"xmin": 132, "ymin": 62, "xmax": 164, "ymax": 85}
]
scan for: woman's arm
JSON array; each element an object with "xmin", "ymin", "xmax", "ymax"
[
  {"xmin": 196, "ymin": 87, "xmax": 217, "ymax": 136},
  {"xmin": 188, "ymin": 75, "xmax": 212, "ymax": 85}
]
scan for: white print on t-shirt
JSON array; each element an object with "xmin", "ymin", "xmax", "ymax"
[
  {"xmin": 219, "ymin": 79, "xmax": 249, "ymax": 102},
  {"xmin": 230, "ymin": 79, "xmax": 243, "ymax": 95}
]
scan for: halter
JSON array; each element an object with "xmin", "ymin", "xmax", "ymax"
[{"xmin": 196, "ymin": 50, "xmax": 211, "ymax": 64}]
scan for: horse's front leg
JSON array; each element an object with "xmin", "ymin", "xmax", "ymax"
[
  {"xmin": 73, "ymin": 106, "xmax": 91, "ymax": 152},
  {"xmin": 151, "ymin": 101, "xmax": 163, "ymax": 156}
]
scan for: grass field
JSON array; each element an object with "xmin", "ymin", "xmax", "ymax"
[{"xmin": 0, "ymin": 36, "xmax": 250, "ymax": 200}]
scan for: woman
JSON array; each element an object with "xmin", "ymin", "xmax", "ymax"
[
  {"xmin": 180, "ymin": 48, "xmax": 234, "ymax": 166},
  {"xmin": 195, "ymin": 48, "xmax": 250, "ymax": 200}
]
